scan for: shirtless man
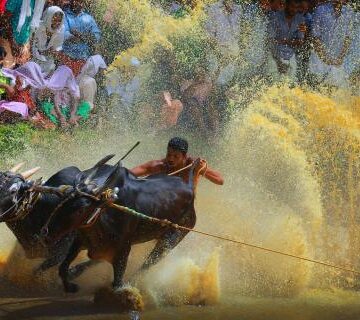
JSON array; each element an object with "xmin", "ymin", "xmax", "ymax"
[{"xmin": 131, "ymin": 137, "xmax": 224, "ymax": 186}]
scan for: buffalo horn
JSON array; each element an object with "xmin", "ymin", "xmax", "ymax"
[
  {"xmin": 93, "ymin": 162, "xmax": 121, "ymax": 195},
  {"xmin": 21, "ymin": 167, "xmax": 41, "ymax": 179},
  {"xmin": 10, "ymin": 162, "xmax": 25, "ymax": 173},
  {"xmin": 84, "ymin": 154, "xmax": 116, "ymax": 185}
]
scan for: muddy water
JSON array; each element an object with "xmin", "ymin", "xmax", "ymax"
[{"xmin": 0, "ymin": 85, "xmax": 360, "ymax": 319}]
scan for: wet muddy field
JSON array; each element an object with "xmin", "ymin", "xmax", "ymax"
[{"xmin": 1, "ymin": 286, "xmax": 360, "ymax": 320}]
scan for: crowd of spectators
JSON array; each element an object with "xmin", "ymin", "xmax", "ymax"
[
  {"xmin": 154, "ymin": 0, "xmax": 359, "ymax": 134},
  {"xmin": 0, "ymin": 0, "xmax": 106, "ymax": 128},
  {"xmin": 0, "ymin": 0, "xmax": 359, "ymax": 132}
]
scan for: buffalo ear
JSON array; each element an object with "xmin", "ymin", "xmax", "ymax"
[
  {"xmin": 92, "ymin": 161, "xmax": 122, "ymax": 195},
  {"xmin": 84, "ymin": 154, "xmax": 116, "ymax": 185}
]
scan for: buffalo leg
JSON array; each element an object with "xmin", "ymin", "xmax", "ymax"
[
  {"xmin": 112, "ymin": 241, "xmax": 131, "ymax": 290},
  {"xmin": 34, "ymin": 253, "xmax": 67, "ymax": 275},
  {"xmin": 139, "ymin": 229, "xmax": 188, "ymax": 273},
  {"xmin": 59, "ymin": 239, "xmax": 82, "ymax": 293},
  {"xmin": 68, "ymin": 260, "xmax": 100, "ymax": 281}
]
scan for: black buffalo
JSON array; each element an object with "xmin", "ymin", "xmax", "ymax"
[
  {"xmin": 0, "ymin": 159, "xmax": 114, "ymax": 292},
  {"xmin": 41, "ymin": 158, "xmax": 200, "ymax": 292}
]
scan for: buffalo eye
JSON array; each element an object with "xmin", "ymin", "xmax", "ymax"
[{"xmin": 9, "ymin": 182, "xmax": 21, "ymax": 194}]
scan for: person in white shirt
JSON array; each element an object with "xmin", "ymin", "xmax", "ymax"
[
  {"xmin": 310, "ymin": 0, "xmax": 354, "ymax": 87},
  {"xmin": 77, "ymin": 54, "xmax": 107, "ymax": 110},
  {"xmin": 204, "ymin": 0, "xmax": 241, "ymax": 86}
]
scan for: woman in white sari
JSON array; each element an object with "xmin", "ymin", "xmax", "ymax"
[{"xmin": 32, "ymin": 6, "xmax": 65, "ymax": 75}]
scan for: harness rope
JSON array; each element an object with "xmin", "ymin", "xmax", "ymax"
[
  {"xmin": 72, "ymin": 189, "xmax": 360, "ymax": 276},
  {"xmin": 168, "ymin": 163, "xmax": 194, "ymax": 176},
  {"xmin": 28, "ymin": 162, "xmax": 360, "ymax": 277}
]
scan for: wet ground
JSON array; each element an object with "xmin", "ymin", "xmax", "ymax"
[{"xmin": 1, "ymin": 279, "xmax": 360, "ymax": 320}]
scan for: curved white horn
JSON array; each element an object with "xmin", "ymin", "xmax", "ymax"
[
  {"xmin": 10, "ymin": 162, "xmax": 25, "ymax": 173},
  {"xmin": 21, "ymin": 167, "xmax": 41, "ymax": 179}
]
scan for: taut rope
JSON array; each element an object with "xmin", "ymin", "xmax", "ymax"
[
  {"xmin": 105, "ymin": 202, "xmax": 360, "ymax": 276},
  {"xmin": 71, "ymin": 189, "xmax": 360, "ymax": 276}
]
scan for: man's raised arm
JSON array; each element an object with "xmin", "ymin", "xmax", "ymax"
[{"xmin": 197, "ymin": 159, "xmax": 224, "ymax": 185}]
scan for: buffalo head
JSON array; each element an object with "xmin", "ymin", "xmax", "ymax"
[
  {"xmin": 0, "ymin": 164, "xmax": 40, "ymax": 222},
  {"xmin": 40, "ymin": 155, "xmax": 122, "ymax": 244}
]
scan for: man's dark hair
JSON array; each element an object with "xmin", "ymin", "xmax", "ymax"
[
  {"xmin": 0, "ymin": 47, "xmax": 7, "ymax": 59},
  {"xmin": 168, "ymin": 137, "xmax": 188, "ymax": 154}
]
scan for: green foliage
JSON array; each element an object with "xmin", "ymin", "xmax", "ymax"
[
  {"xmin": 171, "ymin": 31, "xmax": 208, "ymax": 78},
  {"xmin": 0, "ymin": 123, "xmax": 35, "ymax": 162},
  {"xmin": 144, "ymin": 30, "xmax": 209, "ymax": 98}
]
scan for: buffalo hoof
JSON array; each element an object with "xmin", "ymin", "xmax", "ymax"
[
  {"xmin": 64, "ymin": 282, "xmax": 79, "ymax": 293},
  {"xmin": 94, "ymin": 286, "xmax": 144, "ymax": 312}
]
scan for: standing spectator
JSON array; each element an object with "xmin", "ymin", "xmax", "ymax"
[
  {"xmin": 180, "ymin": 68, "xmax": 218, "ymax": 134},
  {"xmin": 296, "ymin": 0, "xmax": 313, "ymax": 83},
  {"xmin": 32, "ymin": 6, "xmax": 65, "ymax": 75},
  {"xmin": 61, "ymin": 0, "xmax": 101, "ymax": 75},
  {"xmin": 309, "ymin": 0, "xmax": 354, "ymax": 87},
  {"xmin": 261, "ymin": 0, "xmax": 284, "ymax": 17},
  {"xmin": 344, "ymin": 9, "xmax": 360, "ymax": 85},
  {"xmin": 267, "ymin": 0, "xmax": 305, "ymax": 81},
  {"xmin": 204, "ymin": 0, "xmax": 242, "ymax": 87},
  {"xmin": 158, "ymin": 91, "xmax": 183, "ymax": 130},
  {"xmin": 0, "ymin": 46, "xmax": 11, "ymax": 99}
]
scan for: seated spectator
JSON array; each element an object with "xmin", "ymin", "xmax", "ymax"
[
  {"xmin": 4, "ymin": 0, "xmax": 46, "ymax": 62},
  {"xmin": 0, "ymin": 49, "xmax": 55, "ymax": 128},
  {"xmin": 3, "ymin": 61, "xmax": 89, "ymax": 127},
  {"xmin": 60, "ymin": 0, "xmax": 101, "ymax": 76},
  {"xmin": 106, "ymin": 57, "xmax": 141, "ymax": 111},
  {"xmin": 0, "ymin": 37, "xmax": 16, "ymax": 68},
  {"xmin": 77, "ymin": 54, "xmax": 107, "ymax": 110},
  {"xmin": 267, "ymin": 0, "xmax": 305, "ymax": 81},
  {"xmin": 42, "ymin": 86, "xmax": 90, "ymax": 127},
  {"xmin": 0, "ymin": 46, "xmax": 11, "ymax": 95},
  {"xmin": 32, "ymin": 6, "xmax": 65, "ymax": 75},
  {"xmin": 0, "ymin": 49, "xmax": 29, "ymax": 122},
  {"xmin": 309, "ymin": 0, "xmax": 354, "ymax": 87},
  {"xmin": 158, "ymin": 91, "xmax": 183, "ymax": 130},
  {"xmin": 5, "ymin": 0, "xmax": 35, "ymax": 46}
]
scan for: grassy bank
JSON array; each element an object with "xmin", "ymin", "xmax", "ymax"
[{"xmin": 0, "ymin": 123, "xmax": 100, "ymax": 168}]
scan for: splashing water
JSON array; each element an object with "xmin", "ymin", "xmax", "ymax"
[
  {"xmin": 0, "ymin": 1, "xmax": 359, "ymax": 317},
  {"xmin": 0, "ymin": 82, "xmax": 358, "ymax": 308}
]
